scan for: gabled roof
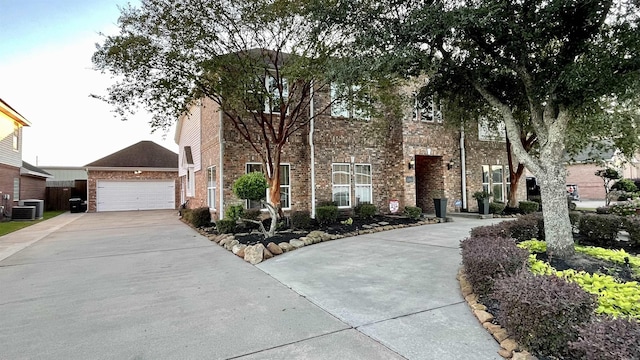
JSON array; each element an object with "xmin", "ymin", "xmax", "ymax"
[
  {"xmin": 85, "ymin": 141, "xmax": 178, "ymax": 169},
  {"xmin": 0, "ymin": 98, "xmax": 31, "ymax": 126},
  {"xmin": 21, "ymin": 161, "xmax": 52, "ymax": 178}
]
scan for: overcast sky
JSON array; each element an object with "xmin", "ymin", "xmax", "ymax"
[{"xmin": 0, "ymin": 0, "xmax": 178, "ymax": 167}]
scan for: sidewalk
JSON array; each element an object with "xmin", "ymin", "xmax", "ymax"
[{"xmin": 0, "ymin": 211, "xmax": 85, "ymax": 262}]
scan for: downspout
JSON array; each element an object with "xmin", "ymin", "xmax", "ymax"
[
  {"xmin": 310, "ymin": 81, "xmax": 316, "ymax": 218},
  {"xmin": 219, "ymin": 106, "xmax": 225, "ymax": 219},
  {"xmin": 460, "ymin": 127, "xmax": 467, "ymax": 210}
]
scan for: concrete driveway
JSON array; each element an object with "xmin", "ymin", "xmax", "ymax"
[{"xmin": 0, "ymin": 210, "xmax": 503, "ymax": 359}]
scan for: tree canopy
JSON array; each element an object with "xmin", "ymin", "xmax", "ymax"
[{"xmin": 307, "ymin": 0, "xmax": 640, "ymax": 257}]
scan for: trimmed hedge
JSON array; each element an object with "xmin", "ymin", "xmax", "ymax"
[
  {"xmin": 625, "ymin": 216, "xmax": 640, "ymax": 246},
  {"xmin": 215, "ymin": 219, "xmax": 236, "ymax": 234},
  {"xmin": 403, "ymin": 206, "xmax": 422, "ymax": 220},
  {"xmin": 316, "ymin": 205, "xmax": 338, "ymax": 226},
  {"xmin": 354, "ymin": 203, "xmax": 376, "ymax": 219},
  {"xmin": 489, "ymin": 201, "xmax": 505, "ymax": 214},
  {"xmin": 518, "ymin": 200, "xmax": 540, "ymax": 214},
  {"xmin": 460, "ymin": 236, "xmax": 529, "ymax": 297},
  {"xmin": 185, "ymin": 207, "xmax": 212, "ymax": 228},
  {"xmin": 290, "ymin": 210, "xmax": 312, "ymax": 230},
  {"xmin": 577, "ymin": 214, "xmax": 623, "ymax": 245},
  {"xmin": 493, "ymin": 271, "xmax": 597, "ymax": 359},
  {"xmin": 569, "ymin": 317, "xmax": 640, "ymax": 360}
]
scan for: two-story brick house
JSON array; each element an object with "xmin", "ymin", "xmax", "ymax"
[
  {"xmin": 175, "ymin": 74, "xmax": 524, "ymax": 220},
  {"xmin": 0, "ymin": 98, "xmax": 51, "ymax": 218}
]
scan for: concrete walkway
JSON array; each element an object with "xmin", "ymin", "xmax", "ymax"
[{"xmin": 0, "ymin": 210, "xmax": 505, "ymax": 359}]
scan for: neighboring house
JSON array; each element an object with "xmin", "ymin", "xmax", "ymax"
[
  {"xmin": 175, "ymin": 68, "xmax": 524, "ymax": 220},
  {"xmin": 40, "ymin": 166, "xmax": 88, "ymax": 211},
  {"xmin": 84, "ymin": 141, "xmax": 179, "ymax": 212},
  {"xmin": 0, "ymin": 98, "xmax": 50, "ymax": 218},
  {"xmin": 565, "ymin": 149, "xmax": 640, "ymax": 200}
]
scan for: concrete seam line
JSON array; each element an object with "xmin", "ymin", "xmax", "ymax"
[
  {"xmin": 357, "ymin": 236, "xmax": 461, "ymax": 250},
  {"xmin": 355, "ymin": 301, "xmax": 467, "ymax": 329},
  {"xmin": 223, "ymin": 327, "xmax": 353, "ymax": 360}
]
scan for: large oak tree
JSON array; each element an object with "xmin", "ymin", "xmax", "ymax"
[{"xmin": 307, "ymin": 0, "xmax": 640, "ymax": 258}]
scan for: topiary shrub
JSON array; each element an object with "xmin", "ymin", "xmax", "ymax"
[
  {"xmin": 489, "ymin": 201, "xmax": 505, "ymax": 214},
  {"xmin": 569, "ymin": 317, "xmax": 640, "ymax": 360},
  {"xmin": 354, "ymin": 203, "xmax": 377, "ymax": 219},
  {"xmin": 624, "ymin": 216, "xmax": 640, "ymax": 246},
  {"xmin": 290, "ymin": 210, "xmax": 312, "ymax": 230},
  {"xmin": 316, "ymin": 205, "xmax": 338, "ymax": 226},
  {"xmin": 189, "ymin": 207, "xmax": 212, "ymax": 227},
  {"xmin": 578, "ymin": 214, "xmax": 623, "ymax": 245},
  {"xmin": 403, "ymin": 206, "xmax": 422, "ymax": 220},
  {"xmin": 518, "ymin": 200, "xmax": 540, "ymax": 214},
  {"xmin": 459, "ymin": 236, "xmax": 529, "ymax": 297},
  {"xmin": 215, "ymin": 218, "xmax": 236, "ymax": 234},
  {"xmin": 225, "ymin": 204, "xmax": 244, "ymax": 221},
  {"xmin": 493, "ymin": 271, "xmax": 597, "ymax": 359},
  {"xmin": 232, "ymin": 172, "xmax": 268, "ymax": 202}
]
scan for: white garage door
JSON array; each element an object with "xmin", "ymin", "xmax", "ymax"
[{"xmin": 97, "ymin": 180, "xmax": 175, "ymax": 212}]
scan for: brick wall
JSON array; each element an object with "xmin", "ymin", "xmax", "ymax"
[
  {"xmin": 19, "ymin": 176, "xmax": 46, "ymax": 201},
  {"xmin": 87, "ymin": 170, "xmax": 179, "ymax": 212},
  {"xmin": 566, "ymin": 164, "xmax": 605, "ymax": 200},
  {"xmin": 0, "ymin": 163, "xmax": 20, "ymax": 215}
]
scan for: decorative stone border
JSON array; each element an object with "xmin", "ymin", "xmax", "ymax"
[
  {"xmin": 196, "ymin": 218, "xmax": 440, "ymax": 265},
  {"xmin": 457, "ymin": 268, "xmax": 538, "ymax": 360}
]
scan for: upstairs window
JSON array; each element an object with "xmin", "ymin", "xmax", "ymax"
[
  {"xmin": 265, "ymin": 75, "xmax": 288, "ymax": 114},
  {"xmin": 207, "ymin": 166, "xmax": 216, "ymax": 210},
  {"xmin": 330, "ymin": 83, "xmax": 369, "ymax": 120},
  {"xmin": 412, "ymin": 94, "xmax": 442, "ymax": 123},
  {"xmin": 13, "ymin": 122, "xmax": 19, "ymax": 151},
  {"xmin": 478, "ymin": 117, "xmax": 506, "ymax": 141}
]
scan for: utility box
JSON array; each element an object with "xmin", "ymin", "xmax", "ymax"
[
  {"xmin": 19, "ymin": 199, "xmax": 44, "ymax": 219},
  {"xmin": 12, "ymin": 206, "xmax": 36, "ymax": 221}
]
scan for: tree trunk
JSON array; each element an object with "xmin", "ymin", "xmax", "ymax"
[
  {"xmin": 266, "ymin": 166, "xmax": 282, "ymax": 238},
  {"xmin": 538, "ymin": 168, "xmax": 575, "ymax": 259}
]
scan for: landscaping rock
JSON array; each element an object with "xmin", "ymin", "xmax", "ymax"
[
  {"xmin": 483, "ymin": 322, "xmax": 501, "ymax": 333},
  {"xmin": 263, "ymin": 248, "xmax": 274, "ymax": 260},
  {"xmin": 500, "ymin": 339, "xmax": 518, "ymax": 352},
  {"xmin": 266, "ymin": 242, "xmax": 283, "ymax": 255},
  {"xmin": 498, "ymin": 348, "xmax": 512, "ymax": 358},
  {"xmin": 244, "ymin": 244, "xmax": 265, "ymax": 265},
  {"xmin": 471, "ymin": 303, "xmax": 487, "ymax": 311},
  {"xmin": 492, "ymin": 328, "xmax": 509, "ymax": 343},
  {"xmin": 512, "ymin": 351, "xmax": 537, "ymax": 360},
  {"xmin": 461, "ymin": 284, "xmax": 474, "ymax": 297},
  {"xmin": 473, "ymin": 309, "xmax": 494, "ymax": 323},
  {"xmin": 232, "ymin": 244, "xmax": 247, "ymax": 257},
  {"xmin": 301, "ymin": 237, "xmax": 314, "ymax": 245},
  {"xmin": 278, "ymin": 242, "xmax": 294, "ymax": 252},
  {"xmin": 224, "ymin": 239, "xmax": 239, "ymax": 251},
  {"xmin": 290, "ymin": 239, "xmax": 305, "ymax": 248}
]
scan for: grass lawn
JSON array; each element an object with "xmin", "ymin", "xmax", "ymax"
[{"xmin": 0, "ymin": 211, "xmax": 66, "ymax": 237}]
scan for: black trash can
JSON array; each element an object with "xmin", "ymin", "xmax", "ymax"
[{"xmin": 69, "ymin": 198, "xmax": 82, "ymax": 213}]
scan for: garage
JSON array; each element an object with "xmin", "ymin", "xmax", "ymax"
[{"xmin": 96, "ymin": 180, "xmax": 175, "ymax": 212}]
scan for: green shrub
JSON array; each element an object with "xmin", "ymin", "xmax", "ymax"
[
  {"xmin": 233, "ymin": 172, "xmax": 268, "ymax": 202},
  {"xmin": 569, "ymin": 211, "xmax": 582, "ymax": 233},
  {"xmin": 317, "ymin": 200, "xmax": 338, "ymax": 207},
  {"xmin": 493, "ymin": 271, "xmax": 597, "ymax": 359},
  {"xmin": 578, "ymin": 214, "xmax": 623, "ymax": 245},
  {"xmin": 596, "ymin": 206, "xmax": 611, "ymax": 214},
  {"xmin": 181, "ymin": 208, "xmax": 193, "ymax": 223},
  {"xmin": 460, "ymin": 236, "xmax": 529, "ymax": 297},
  {"xmin": 225, "ymin": 204, "xmax": 244, "ymax": 221},
  {"xmin": 506, "ymin": 213, "xmax": 544, "ymax": 242},
  {"xmin": 518, "ymin": 200, "xmax": 540, "ymax": 214},
  {"xmin": 569, "ymin": 317, "xmax": 640, "ymax": 360},
  {"xmin": 316, "ymin": 205, "xmax": 338, "ymax": 226},
  {"xmin": 403, "ymin": 206, "xmax": 422, "ymax": 220},
  {"xmin": 611, "ymin": 178, "xmax": 639, "ymax": 193},
  {"xmin": 290, "ymin": 210, "xmax": 312, "ymax": 230},
  {"xmin": 609, "ymin": 199, "xmax": 640, "ymax": 217},
  {"xmin": 189, "ymin": 207, "xmax": 212, "ymax": 227},
  {"xmin": 489, "ymin": 201, "xmax": 505, "ymax": 214},
  {"xmin": 469, "ymin": 223, "xmax": 511, "ymax": 239},
  {"xmin": 354, "ymin": 203, "xmax": 377, "ymax": 219},
  {"xmin": 625, "ymin": 216, "xmax": 640, "ymax": 246},
  {"xmin": 215, "ymin": 219, "xmax": 236, "ymax": 234}
]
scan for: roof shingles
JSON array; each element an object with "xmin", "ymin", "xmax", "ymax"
[{"xmin": 85, "ymin": 141, "xmax": 178, "ymax": 168}]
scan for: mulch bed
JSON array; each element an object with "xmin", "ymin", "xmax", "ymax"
[{"xmin": 203, "ymin": 215, "xmax": 423, "ymax": 247}]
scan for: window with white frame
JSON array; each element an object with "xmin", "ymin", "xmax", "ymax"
[
  {"xmin": 207, "ymin": 166, "xmax": 216, "ymax": 209},
  {"xmin": 478, "ymin": 117, "xmax": 506, "ymax": 141},
  {"xmin": 13, "ymin": 123, "xmax": 19, "ymax": 151},
  {"xmin": 332, "ymin": 163, "xmax": 351, "ymax": 207},
  {"xmin": 412, "ymin": 94, "xmax": 443, "ymax": 123},
  {"xmin": 265, "ymin": 75, "xmax": 288, "ymax": 113},
  {"xmin": 186, "ymin": 167, "xmax": 195, "ymax": 197},
  {"xmin": 13, "ymin": 178, "xmax": 19, "ymax": 201},
  {"xmin": 481, "ymin": 165, "xmax": 510, "ymax": 202},
  {"xmin": 245, "ymin": 163, "xmax": 291, "ymax": 209},
  {"xmin": 354, "ymin": 164, "xmax": 372, "ymax": 205},
  {"xmin": 330, "ymin": 83, "xmax": 369, "ymax": 120}
]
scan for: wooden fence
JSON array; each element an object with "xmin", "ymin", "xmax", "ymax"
[{"xmin": 45, "ymin": 180, "xmax": 87, "ymax": 211}]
